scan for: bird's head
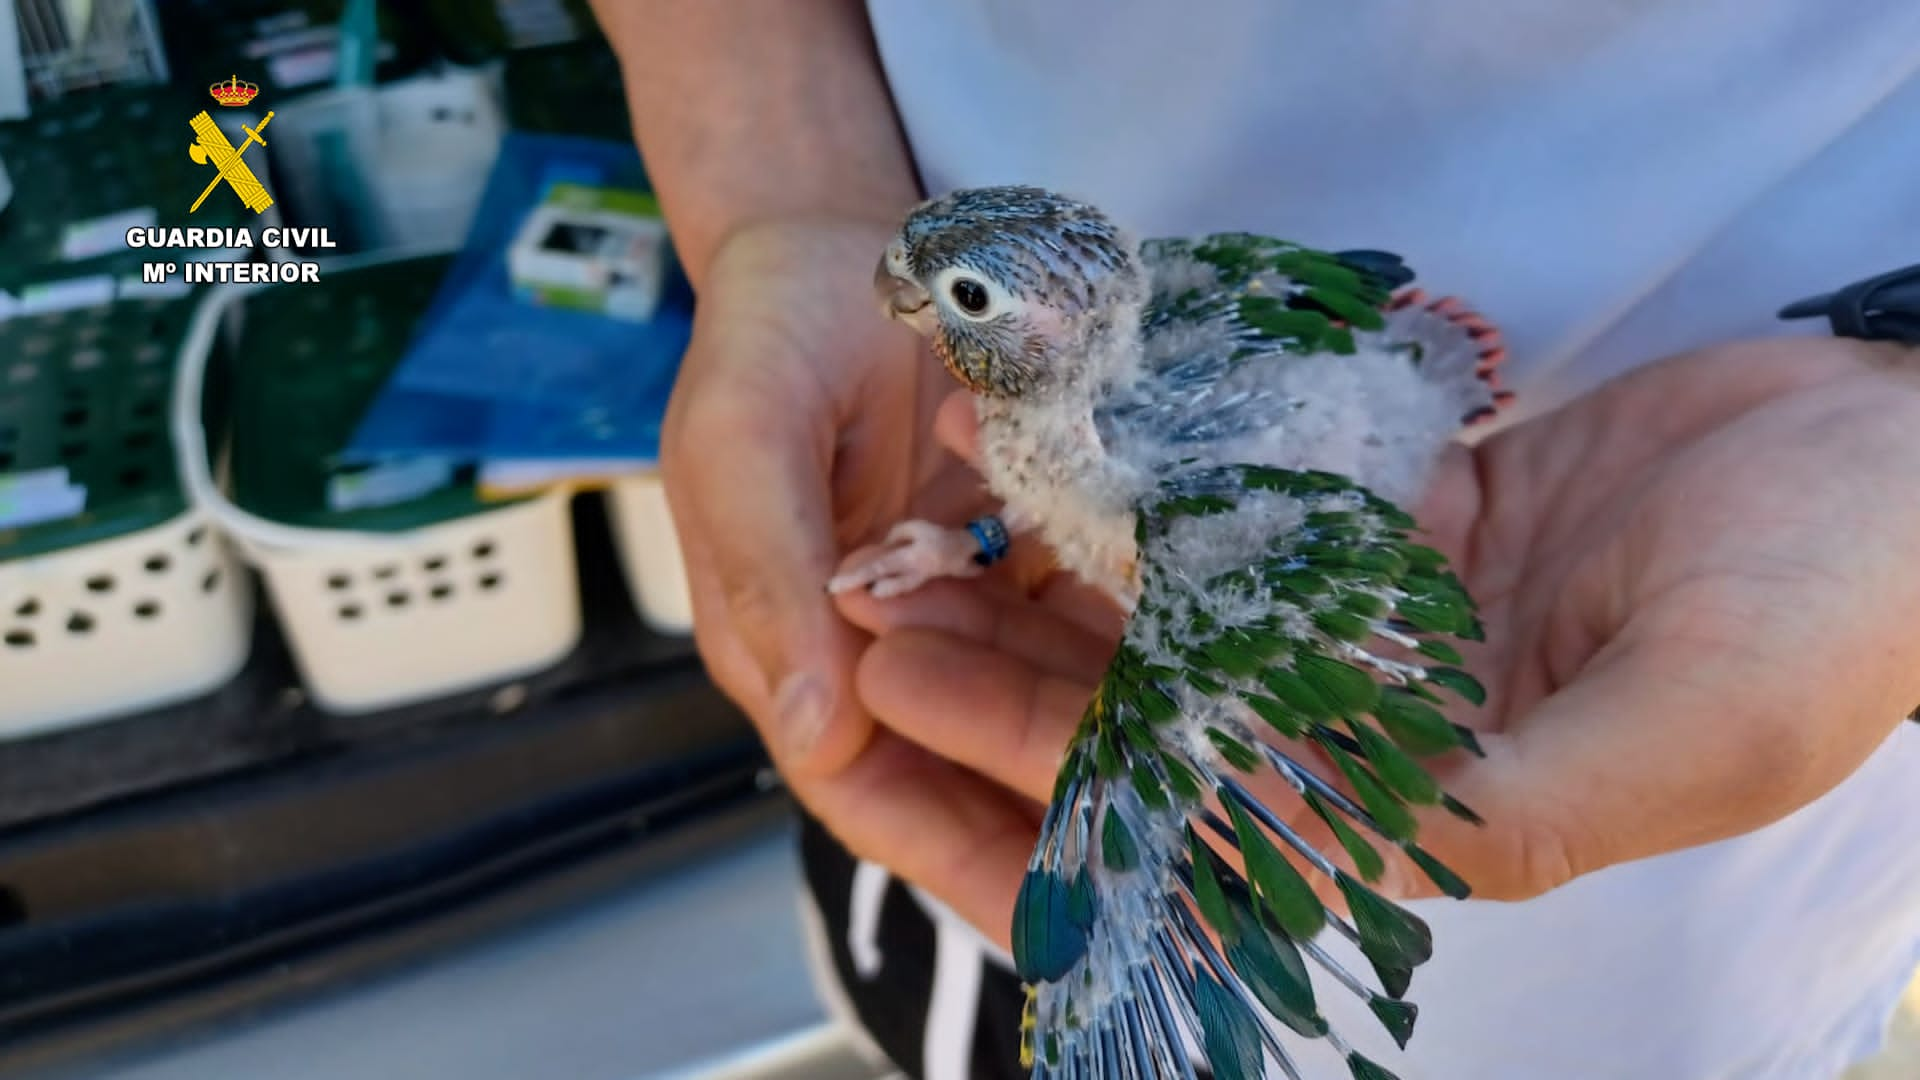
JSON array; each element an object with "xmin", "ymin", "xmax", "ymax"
[{"xmin": 875, "ymin": 186, "xmax": 1146, "ymax": 399}]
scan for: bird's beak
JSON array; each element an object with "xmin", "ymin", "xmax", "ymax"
[{"xmin": 875, "ymin": 254, "xmax": 932, "ymax": 320}]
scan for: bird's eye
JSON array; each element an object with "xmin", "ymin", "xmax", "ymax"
[{"xmin": 950, "ymin": 277, "xmax": 991, "ymax": 316}]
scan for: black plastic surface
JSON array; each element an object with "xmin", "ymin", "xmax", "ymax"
[
  {"xmin": 0, "ymin": 495, "xmax": 702, "ymax": 828},
  {"xmin": 0, "ymin": 495, "xmax": 774, "ymax": 1068}
]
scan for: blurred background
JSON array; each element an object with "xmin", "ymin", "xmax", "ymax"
[
  {"xmin": 0, "ymin": 1, "xmax": 902, "ymax": 1077},
  {"xmin": 0, "ymin": 3, "xmax": 1914, "ymax": 1079}
]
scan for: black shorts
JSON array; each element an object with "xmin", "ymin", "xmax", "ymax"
[{"xmin": 798, "ymin": 809, "xmax": 1031, "ymax": 1079}]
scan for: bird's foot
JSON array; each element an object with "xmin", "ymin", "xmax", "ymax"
[
  {"xmin": 827, "ymin": 519, "xmax": 986, "ymax": 598},
  {"xmin": 1386, "ymin": 288, "xmax": 1517, "ymax": 422}
]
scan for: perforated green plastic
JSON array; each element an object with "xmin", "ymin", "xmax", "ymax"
[
  {"xmin": 155, "ymin": 0, "xmax": 431, "ymax": 99},
  {"xmin": 420, "ymin": 0, "xmax": 602, "ymax": 64},
  {"xmin": 0, "ymin": 85, "xmax": 256, "ymax": 289},
  {"xmin": 0, "ymin": 290, "xmax": 209, "ymax": 563},
  {"xmin": 501, "ymin": 39, "xmax": 633, "ymax": 144},
  {"xmin": 225, "ymin": 254, "xmax": 508, "ymax": 532}
]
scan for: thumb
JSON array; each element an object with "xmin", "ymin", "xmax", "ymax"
[
  {"xmin": 662, "ymin": 385, "xmax": 870, "ymax": 776},
  {"xmin": 1411, "ymin": 601, "xmax": 1852, "ymax": 903}
]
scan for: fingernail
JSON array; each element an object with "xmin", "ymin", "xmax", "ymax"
[{"xmin": 774, "ymin": 672, "xmax": 830, "ymax": 762}]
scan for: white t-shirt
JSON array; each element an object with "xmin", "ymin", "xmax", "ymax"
[{"xmin": 863, "ymin": 3, "xmax": 1920, "ymax": 1077}]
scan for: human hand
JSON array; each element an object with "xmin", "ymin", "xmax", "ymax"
[
  {"xmin": 660, "ymin": 218, "xmax": 1059, "ymax": 918},
  {"xmin": 835, "ymin": 337, "xmax": 1920, "ymax": 945}
]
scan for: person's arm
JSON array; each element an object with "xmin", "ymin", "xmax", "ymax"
[
  {"xmin": 587, "ymin": 0, "xmax": 922, "ymax": 286},
  {"xmin": 579, "ymin": 2, "xmax": 1045, "ymax": 931}
]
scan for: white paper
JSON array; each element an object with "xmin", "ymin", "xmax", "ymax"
[
  {"xmin": 18, "ymin": 275, "xmax": 116, "ymax": 316},
  {"xmin": 0, "ymin": 470, "xmax": 88, "ymax": 531},
  {"xmin": 268, "ymin": 45, "xmax": 340, "ymax": 89},
  {"xmin": 326, "ymin": 458, "xmax": 457, "ymax": 512},
  {"xmin": 61, "ymin": 206, "xmax": 158, "ymax": 262},
  {"xmin": 480, "ymin": 459, "xmax": 652, "ymax": 492},
  {"xmin": 0, "ymin": 466, "xmax": 72, "ymax": 496}
]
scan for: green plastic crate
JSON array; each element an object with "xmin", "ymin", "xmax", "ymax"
[
  {"xmin": 0, "ymin": 85, "xmax": 258, "ymax": 288},
  {"xmin": 501, "ymin": 38, "xmax": 632, "ymax": 144},
  {"xmin": 224, "ymin": 254, "xmax": 504, "ymax": 532},
  {"xmin": 421, "ymin": 0, "xmax": 603, "ymax": 64},
  {"xmin": 156, "ymin": 0, "xmax": 432, "ymax": 99},
  {"xmin": 0, "ymin": 288, "xmax": 216, "ymax": 563},
  {"xmin": 201, "ymin": 252, "xmax": 582, "ymax": 715},
  {"xmin": 0, "ymin": 281, "xmax": 254, "ymax": 734}
]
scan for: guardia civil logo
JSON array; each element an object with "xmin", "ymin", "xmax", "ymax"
[
  {"xmin": 122, "ymin": 76, "xmax": 331, "ymax": 287},
  {"xmin": 190, "ymin": 77, "xmax": 274, "ymax": 215}
]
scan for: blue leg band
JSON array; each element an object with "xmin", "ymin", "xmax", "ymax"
[{"xmin": 967, "ymin": 516, "xmax": 1011, "ymax": 567}]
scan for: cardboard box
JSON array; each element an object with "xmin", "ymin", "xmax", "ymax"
[{"xmin": 507, "ymin": 182, "xmax": 668, "ymax": 322}]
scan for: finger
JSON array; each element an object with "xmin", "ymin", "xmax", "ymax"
[
  {"xmin": 663, "ymin": 378, "xmax": 868, "ymax": 775},
  {"xmin": 1424, "ymin": 585, "xmax": 1896, "ymax": 902},
  {"xmin": 795, "ymin": 731, "xmax": 1038, "ymax": 951},
  {"xmin": 837, "ymin": 578, "xmax": 1118, "ymax": 683},
  {"xmin": 857, "ymin": 628, "xmax": 1094, "ymax": 802},
  {"xmin": 678, "ymin": 538, "xmax": 769, "ymax": 712},
  {"xmin": 855, "ymin": 622, "xmax": 1445, "ymax": 909},
  {"xmin": 1032, "ymin": 572, "xmax": 1129, "ymax": 641},
  {"xmin": 933, "ymin": 390, "xmax": 980, "ymax": 467},
  {"xmin": 1412, "ymin": 440, "xmax": 1482, "ymax": 571}
]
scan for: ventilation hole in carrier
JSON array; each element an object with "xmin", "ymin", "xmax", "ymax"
[
  {"xmin": 3, "ymin": 629, "xmax": 33, "ymax": 649},
  {"xmin": 84, "ymin": 574, "xmax": 114, "ymax": 594},
  {"xmin": 372, "ymin": 564, "xmax": 399, "ymax": 581},
  {"xmin": 471, "ymin": 540, "xmax": 497, "ymax": 560},
  {"xmin": 326, "ymin": 572, "xmax": 352, "ymax": 591},
  {"xmin": 202, "ymin": 569, "xmax": 222, "ymax": 594},
  {"xmin": 423, "ymin": 555, "xmax": 448, "ymax": 572},
  {"xmin": 66, "ymin": 612, "xmax": 94, "ymax": 635},
  {"xmin": 187, "ymin": 525, "xmax": 209, "ymax": 547},
  {"xmin": 0, "ymin": 886, "xmax": 25, "ymax": 929},
  {"xmin": 429, "ymin": 582, "xmax": 454, "ymax": 602},
  {"xmin": 12, "ymin": 598, "xmax": 38, "ymax": 618},
  {"xmin": 386, "ymin": 591, "xmax": 411, "ymax": 609},
  {"xmin": 339, "ymin": 603, "xmax": 363, "ymax": 621},
  {"xmin": 132, "ymin": 600, "xmax": 161, "ymax": 620},
  {"xmin": 144, "ymin": 553, "xmax": 171, "ymax": 574},
  {"xmin": 477, "ymin": 572, "xmax": 503, "ymax": 592}
]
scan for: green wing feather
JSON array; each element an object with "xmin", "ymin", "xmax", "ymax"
[
  {"xmin": 1142, "ymin": 234, "xmax": 1411, "ymax": 358},
  {"xmin": 1015, "ymin": 464, "xmax": 1489, "ymax": 1080}
]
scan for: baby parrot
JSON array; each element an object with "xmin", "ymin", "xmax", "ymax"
[{"xmin": 830, "ymin": 187, "xmax": 1510, "ymax": 1080}]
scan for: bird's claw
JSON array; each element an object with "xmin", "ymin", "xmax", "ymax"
[{"xmin": 827, "ymin": 519, "xmax": 984, "ymax": 598}]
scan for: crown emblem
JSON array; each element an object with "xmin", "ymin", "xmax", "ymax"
[{"xmin": 209, "ymin": 76, "xmax": 259, "ymax": 107}]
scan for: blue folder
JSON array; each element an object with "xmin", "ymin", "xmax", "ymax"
[{"xmin": 345, "ymin": 132, "xmax": 694, "ymax": 465}]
